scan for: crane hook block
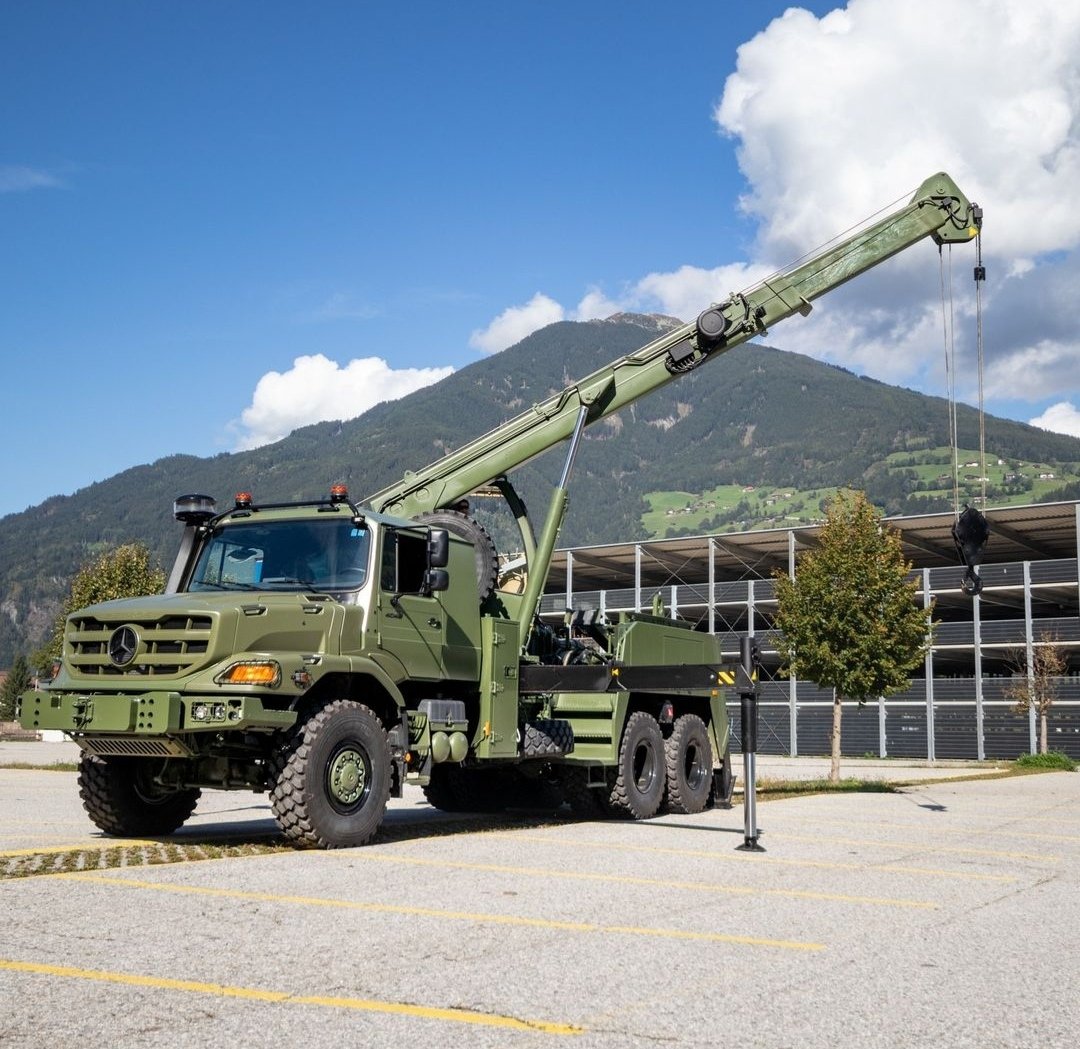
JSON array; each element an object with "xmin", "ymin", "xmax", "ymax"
[{"xmin": 952, "ymin": 504, "xmax": 990, "ymax": 597}]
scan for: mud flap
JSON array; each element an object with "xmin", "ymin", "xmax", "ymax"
[{"xmin": 712, "ymin": 748, "xmax": 736, "ymax": 810}]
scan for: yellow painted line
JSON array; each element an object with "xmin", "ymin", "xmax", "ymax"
[
  {"xmin": 0, "ymin": 958, "xmax": 582, "ymax": 1035},
  {"xmin": 506, "ymin": 833, "xmax": 1019, "ymax": 884},
  {"xmin": 54, "ymin": 873, "xmax": 825, "ymax": 952},
  {"xmin": 0, "ymin": 839, "xmax": 159, "ymax": 858},
  {"xmin": 779, "ymin": 832, "xmax": 1060, "ymax": 863},
  {"xmin": 341, "ymin": 851, "xmax": 933, "ymax": 911}
]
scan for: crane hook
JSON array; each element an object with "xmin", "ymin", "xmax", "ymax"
[{"xmin": 952, "ymin": 504, "xmax": 990, "ymax": 596}]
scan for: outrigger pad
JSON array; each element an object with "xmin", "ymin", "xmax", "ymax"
[{"xmin": 952, "ymin": 504, "xmax": 990, "ymax": 596}]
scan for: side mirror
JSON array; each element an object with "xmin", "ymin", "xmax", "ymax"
[
  {"xmin": 423, "ymin": 568, "xmax": 449, "ymax": 594},
  {"xmin": 427, "ymin": 528, "xmax": 450, "ymax": 568}
]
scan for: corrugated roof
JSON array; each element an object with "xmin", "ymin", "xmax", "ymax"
[{"xmin": 548, "ymin": 500, "xmax": 1080, "ymax": 591}]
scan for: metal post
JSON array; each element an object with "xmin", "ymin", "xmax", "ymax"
[
  {"xmin": 789, "ymin": 530, "xmax": 798, "ymax": 757},
  {"xmin": 736, "ymin": 636, "xmax": 765, "ymax": 852},
  {"xmin": 878, "ymin": 695, "xmax": 887, "ymax": 758},
  {"xmin": 707, "ymin": 537, "xmax": 716, "ymax": 635},
  {"xmin": 1024, "ymin": 560, "xmax": 1037, "ymax": 755},
  {"xmin": 634, "ymin": 544, "xmax": 642, "ymax": 613},
  {"xmin": 974, "ymin": 590, "xmax": 985, "ymax": 761},
  {"xmin": 923, "ymin": 568, "xmax": 936, "ymax": 763},
  {"xmin": 565, "ymin": 550, "xmax": 574, "ymax": 611}
]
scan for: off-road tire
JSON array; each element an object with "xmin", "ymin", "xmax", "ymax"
[
  {"xmin": 504, "ymin": 766, "xmax": 565, "ymax": 811},
  {"xmin": 270, "ymin": 699, "xmax": 391, "ymax": 848},
  {"xmin": 77, "ymin": 753, "xmax": 201, "ymax": 837},
  {"xmin": 664, "ymin": 714, "xmax": 714, "ymax": 815},
  {"xmin": 560, "ymin": 765, "xmax": 610, "ymax": 818},
  {"xmin": 607, "ymin": 712, "xmax": 665, "ymax": 819},
  {"xmin": 421, "ymin": 764, "xmax": 506, "ymax": 813},
  {"xmin": 422, "ymin": 763, "xmax": 470, "ymax": 812},
  {"xmin": 523, "ymin": 719, "xmax": 574, "ymax": 758},
  {"xmin": 415, "ymin": 510, "xmax": 499, "ymax": 600}
]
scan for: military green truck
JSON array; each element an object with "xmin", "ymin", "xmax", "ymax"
[{"xmin": 21, "ymin": 173, "xmax": 980, "ymax": 847}]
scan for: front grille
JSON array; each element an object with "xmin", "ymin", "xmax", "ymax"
[
  {"xmin": 74, "ymin": 736, "xmax": 191, "ymax": 757},
  {"xmin": 67, "ymin": 614, "xmax": 214, "ymax": 678}
]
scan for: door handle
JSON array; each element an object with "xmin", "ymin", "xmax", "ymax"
[{"xmin": 427, "ymin": 617, "xmax": 441, "ymax": 628}]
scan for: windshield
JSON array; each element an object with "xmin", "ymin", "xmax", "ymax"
[{"xmin": 188, "ymin": 518, "xmax": 370, "ymax": 593}]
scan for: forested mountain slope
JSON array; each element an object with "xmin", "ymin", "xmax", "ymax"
[{"xmin": 2, "ymin": 314, "xmax": 1077, "ymax": 664}]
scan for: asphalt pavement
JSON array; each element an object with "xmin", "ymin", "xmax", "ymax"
[{"xmin": 0, "ymin": 741, "xmax": 1076, "ymax": 1048}]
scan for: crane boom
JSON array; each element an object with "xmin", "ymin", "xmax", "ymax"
[{"xmin": 370, "ymin": 172, "xmax": 978, "ymax": 521}]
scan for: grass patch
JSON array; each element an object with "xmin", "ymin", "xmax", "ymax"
[
  {"xmin": 1014, "ymin": 751, "xmax": 1078, "ymax": 772},
  {"xmin": 0, "ymin": 762, "xmax": 79, "ymax": 772},
  {"xmin": 752, "ymin": 778, "xmax": 898, "ymax": 802},
  {"xmin": 0, "ymin": 839, "xmax": 295, "ymax": 880}
]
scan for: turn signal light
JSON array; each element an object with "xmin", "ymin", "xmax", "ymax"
[{"xmin": 216, "ymin": 661, "xmax": 281, "ymax": 687}]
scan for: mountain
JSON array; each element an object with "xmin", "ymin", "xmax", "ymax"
[{"xmin": 2, "ymin": 313, "xmax": 1079, "ymax": 666}]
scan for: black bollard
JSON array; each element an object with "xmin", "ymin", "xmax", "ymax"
[{"xmin": 735, "ymin": 635, "xmax": 765, "ymax": 852}]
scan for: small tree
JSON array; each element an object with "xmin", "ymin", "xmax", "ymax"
[
  {"xmin": 1005, "ymin": 631, "xmax": 1068, "ymax": 755},
  {"xmin": 774, "ymin": 490, "xmax": 931, "ymax": 782},
  {"xmin": 0, "ymin": 654, "xmax": 32, "ymax": 720},
  {"xmin": 43, "ymin": 543, "xmax": 166, "ymax": 667}
]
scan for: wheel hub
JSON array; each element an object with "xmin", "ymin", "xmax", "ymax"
[{"xmin": 328, "ymin": 747, "xmax": 367, "ymax": 806}]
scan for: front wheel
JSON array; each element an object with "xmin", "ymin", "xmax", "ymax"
[
  {"xmin": 77, "ymin": 754, "xmax": 201, "ymax": 837},
  {"xmin": 270, "ymin": 700, "xmax": 391, "ymax": 848}
]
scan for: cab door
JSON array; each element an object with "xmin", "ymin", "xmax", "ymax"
[{"xmin": 374, "ymin": 527, "xmax": 446, "ymax": 681}]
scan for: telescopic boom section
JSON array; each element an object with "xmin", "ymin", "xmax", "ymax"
[{"xmin": 370, "ymin": 172, "xmax": 978, "ymax": 520}]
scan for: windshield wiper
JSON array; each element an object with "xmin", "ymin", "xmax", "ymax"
[{"xmin": 191, "ymin": 580, "xmax": 269, "ymax": 592}]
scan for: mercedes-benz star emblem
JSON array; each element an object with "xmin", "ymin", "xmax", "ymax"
[{"xmin": 108, "ymin": 626, "xmax": 140, "ymax": 667}]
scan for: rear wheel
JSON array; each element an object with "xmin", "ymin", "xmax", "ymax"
[
  {"xmin": 77, "ymin": 754, "xmax": 200, "ymax": 837},
  {"xmin": 270, "ymin": 700, "xmax": 391, "ymax": 848},
  {"xmin": 608, "ymin": 712, "xmax": 665, "ymax": 819},
  {"xmin": 664, "ymin": 714, "xmax": 713, "ymax": 815}
]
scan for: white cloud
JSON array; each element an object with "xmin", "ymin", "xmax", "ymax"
[
  {"xmin": 715, "ymin": 0, "xmax": 1080, "ymax": 260},
  {"xmin": 232, "ymin": 353, "xmax": 454, "ymax": 450},
  {"xmin": 1030, "ymin": 402, "xmax": 1080, "ymax": 439},
  {"xmin": 633, "ymin": 263, "xmax": 772, "ymax": 322},
  {"xmin": 468, "ymin": 0, "xmax": 1080, "ymax": 416},
  {"xmin": 311, "ymin": 292, "xmax": 381, "ymax": 321},
  {"xmin": 707, "ymin": 0, "xmax": 1080, "ymax": 406},
  {"xmin": 469, "ymin": 293, "xmax": 565, "ymax": 354},
  {"xmin": 467, "ymin": 264, "xmax": 770, "ymax": 354},
  {"xmin": 0, "ymin": 165, "xmax": 63, "ymax": 193}
]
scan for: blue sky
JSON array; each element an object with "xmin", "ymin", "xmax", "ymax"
[{"xmin": 3, "ymin": 1, "xmax": 1079, "ymax": 520}]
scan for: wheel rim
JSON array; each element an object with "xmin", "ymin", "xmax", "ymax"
[
  {"xmin": 327, "ymin": 743, "xmax": 370, "ymax": 813},
  {"xmin": 684, "ymin": 741, "xmax": 708, "ymax": 791},
  {"xmin": 632, "ymin": 740, "xmax": 658, "ymax": 794}
]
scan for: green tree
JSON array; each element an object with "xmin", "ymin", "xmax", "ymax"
[
  {"xmin": 773, "ymin": 490, "xmax": 931, "ymax": 782},
  {"xmin": 0, "ymin": 653, "xmax": 32, "ymax": 720},
  {"xmin": 42, "ymin": 543, "xmax": 166, "ymax": 667},
  {"xmin": 1004, "ymin": 630, "xmax": 1068, "ymax": 755}
]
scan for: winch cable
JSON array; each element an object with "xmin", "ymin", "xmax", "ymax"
[
  {"xmin": 973, "ymin": 208, "xmax": 987, "ymax": 506},
  {"xmin": 941, "ymin": 206, "xmax": 990, "ymax": 595},
  {"xmin": 940, "ymin": 244, "xmax": 961, "ymax": 519}
]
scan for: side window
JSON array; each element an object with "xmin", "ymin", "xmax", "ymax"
[{"xmin": 380, "ymin": 529, "xmax": 431, "ymax": 594}]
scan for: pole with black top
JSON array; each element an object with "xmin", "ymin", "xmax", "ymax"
[{"xmin": 735, "ymin": 635, "xmax": 765, "ymax": 852}]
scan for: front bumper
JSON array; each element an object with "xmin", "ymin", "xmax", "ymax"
[{"xmin": 20, "ymin": 689, "xmax": 296, "ymax": 737}]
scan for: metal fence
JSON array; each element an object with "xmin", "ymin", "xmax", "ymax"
[{"xmin": 727, "ymin": 678, "xmax": 1080, "ymax": 761}]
